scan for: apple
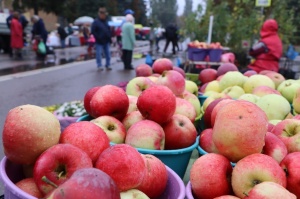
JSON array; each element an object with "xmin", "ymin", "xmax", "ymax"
[
  {"xmin": 83, "ymin": 86, "xmax": 101, "ymax": 115},
  {"xmin": 268, "ymin": 122, "xmax": 275, "ymax": 132},
  {"xmin": 33, "ymin": 144, "xmax": 93, "ymax": 195},
  {"xmin": 292, "ymin": 87, "xmax": 300, "ymax": 114},
  {"xmin": 259, "ymin": 70, "xmax": 274, "ymax": 75},
  {"xmin": 203, "ymin": 98, "xmax": 224, "ymax": 128},
  {"xmin": 210, "ymin": 98, "xmax": 234, "ymax": 127},
  {"xmin": 263, "ymin": 132, "xmax": 288, "ymax": 163},
  {"xmin": 125, "ymin": 120, "xmax": 165, "ymax": 150},
  {"xmin": 122, "ymin": 111, "xmax": 144, "ymax": 131},
  {"xmin": 243, "ymin": 74, "xmax": 275, "ymax": 93},
  {"xmin": 152, "ymin": 58, "xmax": 173, "ymax": 74},
  {"xmin": 151, "ymin": 73, "xmax": 161, "ymax": 77},
  {"xmin": 199, "ymin": 128, "xmax": 218, "ymax": 153},
  {"xmin": 199, "ymin": 82, "xmax": 208, "ymax": 93},
  {"xmin": 90, "ymin": 85, "xmax": 129, "ymax": 120},
  {"xmin": 271, "ymin": 119, "xmax": 300, "ymax": 153},
  {"xmin": 217, "ymin": 63, "xmax": 238, "ymax": 76},
  {"xmin": 280, "ymin": 152, "xmax": 300, "ymax": 198},
  {"xmin": 45, "ymin": 168, "xmax": 120, "ymax": 199},
  {"xmin": 137, "ymin": 85, "xmax": 176, "ymax": 124},
  {"xmin": 147, "ymin": 76, "xmax": 158, "ymax": 83},
  {"xmin": 175, "ymin": 97, "xmax": 196, "ymax": 122},
  {"xmin": 180, "ymin": 90, "xmax": 202, "ymax": 117},
  {"xmin": 127, "ymin": 95, "xmax": 138, "ymax": 113},
  {"xmin": 156, "ymin": 70, "xmax": 186, "ymax": 96},
  {"xmin": 120, "ymin": 189, "xmax": 149, "ymax": 199},
  {"xmin": 221, "ymin": 86, "xmax": 245, "ymax": 99},
  {"xmin": 255, "ymin": 94, "xmax": 291, "ymax": 121},
  {"xmin": 162, "ymin": 114, "xmax": 197, "ymax": 149},
  {"xmin": 138, "ymin": 154, "xmax": 168, "ymax": 198},
  {"xmin": 59, "ymin": 121, "xmax": 110, "ymax": 164},
  {"xmin": 219, "ymin": 71, "xmax": 247, "ymax": 91},
  {"xmin": 205, "ymin": 80, "xmax": 220, "ymax": 93},
  {"xmin": 185, "ymin": 80, "xmax": 198, "ymax": 95},
  {"xmin": 16, "ymin": 178, "xmax": 43, "ymax": 198},
  {"xmin": 213, "ymin": 100, "xmax": 268, "ymax": 162},
  {"xmin": 269, "ymin": 120, "xmax": 282, "ymax": 125},
  {"xmin": 214, "ymin": 196, "xmax": 240, "ymax": 199},
  {"xmin": 231, "ymin": 153, "xmax": 287, "ymax": 198},
  {"xmin": 277, "ymin": 80, "xmax": 300, "ymax": 103},
  {"xmin": 221, "ymin": 52, "xmax": 235, "ymax": 63},
  {"xmin": 190, "ymin": 153, "xmax": 233, "ymax": 199},
  {"xmin": 264, "ymin": 71, "xmax": 285, "ymax": 88},
  {"xmin": 172, "ymin": 66, "xmax": 186, "ymax": 78},
  {"xmin": 245, "ymin": 182, "xmax": 296, "ymax": 199},
  {"xmin": 252, "ymin": 85, "xmax": 281, "ymax": 97},
  {"xmin": 199, "ymin": 68, "xmax": 217, "ymax": 84},
  {"xmin": 243, "ymin": 70, "xmax": 257, "ymax": 77},
  {"xmin": 202, "ymin": 93, "xmax": 231, "ymax": 112},
  {"xmin": 238, "ymin": 94, "xmax": 260, "ymax": 103},
  {"xmin": 95, "ymin": 144, "xmax": 146, "ymax": 192},
  {"xmin": 135, "ymin": 64, "xmax": 153, "ymax": 77},
  {"xmin": 2, "ymin": 104, "xmax": 61, "ymax": 165},
  {"xmin": 90, "ymin": 115, "xmax": 126, "ymax": 144},
  {"xmin": 217, "ymin": 74, "xmax": 224, "ymax": 81},
  {"xmin": 126, "ymin": 77, "xmax": 155, "ymax": 97}
]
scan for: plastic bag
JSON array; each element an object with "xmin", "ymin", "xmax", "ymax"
[
  {"xmin": 286, "ymin": 44, "xmax": 299, "ymax": 60},
  {"xmin": 38, "ymin": 41, "xmax": 46, "ymax": 54},
  {"xmin": 145, "ymin": 54, "xmax": 153, "ymax": 66}
]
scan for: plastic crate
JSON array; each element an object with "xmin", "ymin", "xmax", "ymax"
[{"xmin": 208, "ymin": 49, "xmax": 223, "ymax": 62}]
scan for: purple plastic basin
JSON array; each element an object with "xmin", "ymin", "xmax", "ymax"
[
  {"xmin": 0, "ymin": 157, "xmax": 185, "ymax": 199},
  {"xmin": 186, "ymin": 181, "xmax": 194, "ymax": 199}
]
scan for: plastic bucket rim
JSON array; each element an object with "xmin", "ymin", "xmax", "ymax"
[
  {"xmin": 0, "ymin": 157, "xmax": 38, "ymax": 199},
  {"xmin": 165, "ymin": 165, "xmax": 186, "ymax": 199},
  {"xmin": 185, "ymin": 181, "xmax": 193, "ymax": 199}
]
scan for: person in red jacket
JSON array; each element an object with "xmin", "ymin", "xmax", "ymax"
[
  {"xmin": 10, "ymin": 12, "xmax": 24, "ymax": 59},
  {"xmin": 248, "ymin": 19, "xmax": 282, "ymax": 73}
]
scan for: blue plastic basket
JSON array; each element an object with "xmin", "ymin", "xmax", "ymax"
[
  {"xmin": 208, "ymin": 49, "xmax": 223, "ymax": 62},
  {"xmin": 192, "ymin": 48, "xmax": 208, "ymax": 61},
  {"xmin": 198, "ymin": 95, "xmax": 208, "ymax": 106}
]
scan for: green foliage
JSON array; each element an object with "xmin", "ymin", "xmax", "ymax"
[{"xmin": 150, "ymin": 0, "xmax": 178, "ymax": 28}]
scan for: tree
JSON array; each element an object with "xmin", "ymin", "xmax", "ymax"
[
  {"xmin": 183, "ymin": 0, "xmax": 193, "ymax": 18},
  {"xmin": 151, "ymin": 0, "xmax": 178, "ymax": 27}
]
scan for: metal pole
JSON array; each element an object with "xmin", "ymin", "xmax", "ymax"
[{"xmin": 207, "ymin": 15, "xmax": 214, "ymax": 44}]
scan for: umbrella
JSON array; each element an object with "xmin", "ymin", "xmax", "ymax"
[
  {"xmin": 74, "ymin": 16, "xmax": 94, "ymax": 25},
  {"xmin": 108, "ymin": 21, "xmax": 122, "ymax": 27}
]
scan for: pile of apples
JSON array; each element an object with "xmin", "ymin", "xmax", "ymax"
[
  {"xmin": 188, "ymin": 40, "xmax": 222, "ymax": 49},
  {"xmin": 187, "ymin": 63, "xmax": 300, "ymax": 198},
  {"xmin": 2, "ymin": 57, "xmax": 202, "ymax": 198}
]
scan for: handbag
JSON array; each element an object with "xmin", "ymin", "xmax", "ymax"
[{"xmin": 38, "ymin": 41, "xmax": 46, "ymax": 54}]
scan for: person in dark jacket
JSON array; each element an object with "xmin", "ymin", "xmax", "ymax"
[
  {"xmin": 31, "ymin": 15, "xmax": 48, "ymax": 44},
  {"xmin": 56, "ymin": 23, "xmax": 68, "ymax": 48},
  {"xmin": 163, "ymin": 23, "xmax": 178, "ymax": 55},
  {"xmin": 91, "ymin": 5, "xmax": 112, "ymax": 71}
]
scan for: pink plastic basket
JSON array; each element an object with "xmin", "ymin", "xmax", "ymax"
[
  {"xmin": 0, "ymin": 157, "xmax": 185, "ymax": 199},
  {"xmin": 186, "ymin": 181, "xmax": 194, "ymax": 199}
]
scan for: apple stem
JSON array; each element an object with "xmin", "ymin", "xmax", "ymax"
[
  {"xmin": 42, "ymin": 176, "xmax": 58, "ymax": 188},
  {"xmin": 58, "ymin": 171, "xmax": 65, "ymax": 178},
  {"xmin": 243, "ymin": 192, "xmax": 249, "ymax": 197}
]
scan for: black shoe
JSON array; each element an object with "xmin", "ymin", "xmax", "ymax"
[{"xmin": 125, "ymin": 67, "xmax": 134, "ymax": 70}]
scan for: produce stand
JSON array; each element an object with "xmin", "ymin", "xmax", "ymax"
[{"xmin": 184, "ymin": 60, "xmax": 224, "ymax": 73}]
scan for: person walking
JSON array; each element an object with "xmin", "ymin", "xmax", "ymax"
[
  {"xmin": 56, "ymin": 23, "xmax": 68, "ymax": 48},
  {"xmin": 31, "ymin": 15, "xmax": 48, "ymax": 44},
  {"xmin": 163, "ymin": 23, "xmax": 178, "ymax": 55},
  {"xmin": 10, "ymin": 12, "xmax": 23, "ymax": 59},
  {"xmin": 122, "ymin": 14, "xmax": 136, "ymax": 70},
  {"xmin": 91, "ymin": 4, "xmax": 112, "ymax": 71}
]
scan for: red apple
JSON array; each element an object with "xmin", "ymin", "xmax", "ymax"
[
  {"xmin": 175, "ymin": 97, "xmax": 197, "ymax": 122},
  {"xmin": 199, "ymin": 128, "xmax": 218, "ymax": 153},
  {"xmin": 190, "ymin": 153, "xmax": 233, "ymax": 199},
  {"xmin": 122, "ymin": 111, "xmax": 144, "ymax": 130},
  {"xmin": 2, "ymin": 105, "xmax": 61, "ymax": 165},
  {"xmin": 232, "ymin": 153, "xmax": 287, "ymax": 198},
  {"xmin": 126, "ymin": 77, "xmax": 155, "ymax": 97},
  {"xmin": 90, "ymin": 115, "xmax": 126, "ymax": 144},
  {"xmin": 95, "ymin": 144, "xmax": 146, "ymax": 192},
  {"xmin": 138, "ymin": 154, "xmax": 168, "ymax": 198},
  {"xmin": 243, "ymin": 70, "xmax": 257, "ymax": 77},
  {"xmin": 216, "ymin": 74, "xmax": 224, "ymax": 81},
  {"xmin": 172, "ymin": 66, "xmax": 186, "ymax": 78},
  {"xmin": 263, "ymin": 132, "xmax": 288, "ymax": 163},
  {"xmin": 125, "ymin": 120, "xmax": 165, "ymax": 150},
  {"xmin": 271, "ymin": 119, "xmax": 300, "ymax": 153},
  {"xmin": 213, "ymin": 100, "xmax": 268, "ymax": 162},
  {"xmin": 162, "ymin": 114, "xmax": 197, "ymax": 149},
  {"xmin": 127, "ymin": 95, "xmax": 138, "ymax": 113},
  {"xmin": 135, "ymin": 64, "xmax": 153, "ymax": 77},
  {"xmin": 90, "ymin": 85, "xmax": 129, "ymax": 120},
  {"xmin": 199, "ymin": 68, "xmax": 217, "ymax": 84},
  {"xmin": 214, "ymin": 196, "xmax": 240, "ymax": 199},
  {"xmin": 33, "ymin": 144, "xmax": 93, "ymax": 195},
  {"xmin": 217, "ymin": 63, "xmax": 238, "ymax": 76},
  {"xmin": 45, "ymin": 168, "xmax": 120, "ymax": 199},
  {"xmin": 59, "ymin": 121, "xmax": 110, "ymax": 164},
  {"xmin": 280, "ymin": 152, "xmax": 300, "ymax": 198},
  {"xmin": 137, "ymin": 85, "xmax": 176, "ymax": 124},
  {"xmin": 152, "ymin": 58, "xmax": 173, "ymax": 74},
  {"xmin": 156, "ymin": 70, "xmax": 186, "ymax": 96},
  {"xmin": 199, "ymin": 82, "xmax": 208, "ymax": 93},
  {"xmin": 264, "ymin": 71, "xmax": 285, "ymax": 88},
  {"xmin": 16, "ymin": 178, "xmax": 43, "ymax": 198},
  {"xmin": 210, "ymin": 98, "xmax": 234, "ymax": 127},
  {"xmin": 293, "ymin": 114, "xmax": 300, "ymax": 120},
  {"xmin": 252, "ymin": 85, "xmax": 281, "ymax": 97},
  {"xmin": 83, "ymin": 86, "xmax": 101, "ymax": 115},
  {"xmin": 259, "ymin": 70, "xmax": 274, "ymax": 75},
  {"xmin": 203, "ymin": 98, "xmax": 225, "ymax": 128},
  {"xmin": 268, "ymin": 122, "xmax": 275, "ymax": 132}
]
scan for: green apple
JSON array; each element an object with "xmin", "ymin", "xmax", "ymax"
[
  {"xmin": 256, "ymin": 94, "xmax": 291, "ymax": 121},
  {"xmin": 121, "ymin": 189, "xmax": 150, "ymax": 199},
  {"xmin": 278, "ymin": 80, "xmax": 300, "ymax": 103},
  {"xmin": 185, "ymin": 80, "xmax": 199, "ymax": 95},
  {"xmin": 269, "ymin": 120, "xmax": 282, "ymax": 125},
  {"xmin": 205, "ymin": 80, "xmax": 220, "ymax": 93},
  {"xmin": 221, "ymin": 86, "xmax": 245, "ymax": 99},
  {"xmin": 243, "ymin": 74, "xmax": 275, "ymax": 93},
  {"xmin": 238, "ymin": 94, "xmax": 260, "ymax": 103},
  {"xmin": 181, "ymin": 91, "xmax": 202, "ymax": 117},
  {"xmin": 219, "ymin": 71, "xmax": 247, "ymax": 91}
]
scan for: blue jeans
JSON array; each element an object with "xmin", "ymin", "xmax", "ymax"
[
  {"xmin": 61, "ymin": 39, "xmax": 65, "ymax": 48},
  {"xmin": 95, "ymin": 43, "xmax": 111, "ymax": 68}
]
